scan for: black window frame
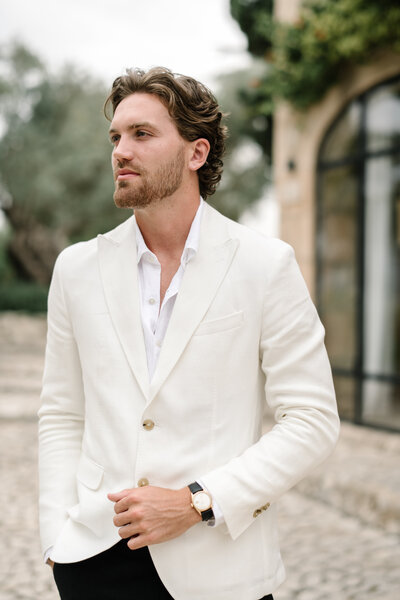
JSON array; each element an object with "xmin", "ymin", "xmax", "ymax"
[{"xmin": 316, "ymin": 74, "xmax": 400, "ymax": 433}]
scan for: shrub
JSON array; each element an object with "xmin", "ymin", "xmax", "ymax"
[{"xmin": 0, "ymin": 281, "xmax": 48, "ymax": 313}]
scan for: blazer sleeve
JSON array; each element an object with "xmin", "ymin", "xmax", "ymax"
[
  {"xmin": 201, "ymin": 242, "xmax": 340, "ymax": 540},
  {"xmin": 38, "ymin": 250, "xmax": 85, "ymax": 554}
]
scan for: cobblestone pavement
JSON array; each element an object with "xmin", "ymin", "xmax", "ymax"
[{"xmin": 0, "ymin": 313, "xmax": 399, "ymax": 600}]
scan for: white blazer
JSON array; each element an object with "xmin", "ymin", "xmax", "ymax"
[{"xmin": 38, "ymin": 203, "xmax": 339, "ymax": 600}]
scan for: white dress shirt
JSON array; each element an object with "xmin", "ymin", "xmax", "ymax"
[{"xmin": 136, "ymin": 199, "xmax": 204, "ymax": 380}]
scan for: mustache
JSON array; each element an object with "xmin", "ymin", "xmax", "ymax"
[{"xmin": 115, "ymin": 158, "xmax": 141, "ymax": 169}]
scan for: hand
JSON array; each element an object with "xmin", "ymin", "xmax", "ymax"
[
  {"xmin": 47, "ymin": 558, "xmax": 54, "ymax": 569},
  {"xmin": 107, "ymin": 485, "xmax": 200, "ymax": 550}
]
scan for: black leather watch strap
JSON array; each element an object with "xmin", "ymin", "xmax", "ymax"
[
  {"xmin": 188, "ymin": 482, "xmax": 202, "ymax": 495},
  {"xmin": 199, "ymin": 507, "xmax": 214, "ymax": 522}
]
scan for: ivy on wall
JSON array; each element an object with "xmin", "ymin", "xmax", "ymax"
[{"xmin": 231, "ymin": 0, "xmax": 400, "ymax": 113}]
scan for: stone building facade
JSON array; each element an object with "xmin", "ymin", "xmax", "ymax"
[{"xmin": 274, "ymin": 0, "xmax": 400, "ymax": 430}]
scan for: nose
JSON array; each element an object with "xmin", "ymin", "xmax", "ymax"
[{"xmin": 113, "ymin": 135, "xmax": 134, "ymax": 163}]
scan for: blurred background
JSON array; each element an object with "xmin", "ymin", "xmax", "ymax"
[{"xmin": 0, "ymin": 1, "xmax": 399, "ymax": 599}]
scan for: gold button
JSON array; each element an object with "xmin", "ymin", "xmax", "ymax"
[
  {"xmin": 282, "ymin": 413, "xmax": 287, "ymax": 418},
  {"xmin": 253, "ymin": 508, "xmax": 262, "ymax": 518},
  {"xmin": 137, "ymin": 478, "xmax": 149, "ymax": 487},
  {"xmin": 262, "ymin": 503, "xmax": 270, "ymax": 511},
  {"xmin": 142, "ymin": 419, "xmax": 154, "ymax": 430}
]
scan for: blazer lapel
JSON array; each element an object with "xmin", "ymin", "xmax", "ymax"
[
  {"xmin": 149, "ymin": 204, "xmax": 239, "ymax": 403},
  {"xmin": 97, "ymin": 216, "xmax": 149, "ymax": 400}
]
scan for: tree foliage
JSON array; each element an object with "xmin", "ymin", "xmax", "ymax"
[
  {"xmin": 230, "ymin": 0, "xmax": 274, "ymax": 57},
  {"xmin": 230, "ymin": 0, "xmax": 400, "ymax": 111},
  {"xmin": 0, "ymin": 43, "xmax": 126, "ymax": 284}
]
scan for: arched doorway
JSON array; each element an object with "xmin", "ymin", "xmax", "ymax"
[{"xmin": 316, "ymin": 75, "xmax": 400, "ymax": 430}]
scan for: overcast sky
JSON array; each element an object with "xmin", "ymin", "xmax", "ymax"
[{"xmin": 0, "ymin": 0, "xmax": 251, "ymax": 89}]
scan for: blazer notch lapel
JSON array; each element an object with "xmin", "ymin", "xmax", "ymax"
[{"xmin": 97, "ymin": 220, "xmax": 149, "ymax": 400}]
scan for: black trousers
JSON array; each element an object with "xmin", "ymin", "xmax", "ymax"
[{"xmin": 53, "ymin": 539, "xmax": 274, "ymax": 600}]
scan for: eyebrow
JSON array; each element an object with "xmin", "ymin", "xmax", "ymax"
[{"xmin": 108, "ymin": 121, "xmax": 160, "ymax": 135}]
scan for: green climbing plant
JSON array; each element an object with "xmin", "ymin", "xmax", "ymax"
[{"xmin": 231, "ymin": 0, "xmax": 400, "ymax": 112}]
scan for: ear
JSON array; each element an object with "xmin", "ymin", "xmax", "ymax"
[{"xmin": 188, "ymin": 138, "xmax": 210, "ymax": 172}]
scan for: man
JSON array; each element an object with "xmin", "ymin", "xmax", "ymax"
[{"xmin": 38, "ymin": 67, "xmax": 339, "ymax": 600}]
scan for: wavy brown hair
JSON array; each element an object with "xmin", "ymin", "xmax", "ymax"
[{"xmin": 104, "ymin": 67, "xmax": 227, "ymax": 199}]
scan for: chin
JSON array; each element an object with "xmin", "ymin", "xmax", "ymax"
[
  {"xmin": 114, "ymin": 195, "xmax": 134, "ymax": 209},
  {"xmin": 113, "ymin": 191, "xmax": 151, "ymax": 210}
]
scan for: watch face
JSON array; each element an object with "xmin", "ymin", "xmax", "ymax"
[{"xmin": 193, "ymin": 491, "xmax": 211, "ymax": 511}]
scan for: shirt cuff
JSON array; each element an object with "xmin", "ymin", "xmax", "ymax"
[
  {"xmin": 197, "ymin": 479, "xmax": 224, "ymax": 527},
  {"xmin": 44, "ymin": 547, "xmax": 53, "ymax": 564}
]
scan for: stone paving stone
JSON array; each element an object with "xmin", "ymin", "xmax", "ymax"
[
  {"xmin": 0, "ymin": 420, "xmax": 57, "ymax": 600},
  {"xmin": 275, "ymin": 491, "xmax": 400, "ymax": 600}
]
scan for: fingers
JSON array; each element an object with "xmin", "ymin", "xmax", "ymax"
[
  {"xmin": 127, "ymin": 534, "xmax": 146, "ymax": 551},
  {"xmin": 108, "ymin": 489, "xmax": 138, "ymax": 514},
  {"xmin": 118, "ymin": 523, "xmax": 138, "ymax": 540},
  {"xmin": 113, "ymin": 504, "xmax": 141, "ymax": 527},
  {"xmin": 112, "ymin": 507, "xmax": 137, "ymax": 539},
  {"xmin": 107, "ymin": 489, "xmax": 129, "ymax": 502}
]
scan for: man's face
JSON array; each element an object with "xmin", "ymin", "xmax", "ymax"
[{"xmin": 109, "ymin": 93, "xmax": 188, "ymax": 209}]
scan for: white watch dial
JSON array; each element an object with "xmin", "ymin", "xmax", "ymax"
[{"xmin": 193, "ymin": 491, "xmax": 211, "ymax": 511}]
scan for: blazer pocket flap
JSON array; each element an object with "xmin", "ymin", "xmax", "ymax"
[
  {"xmin": 77, "ymin": 454, "xmax": 104, "ymax": 490},
  {"xmin": 195, "ymin": 311, "xmax": 244, "ymax": 336}
]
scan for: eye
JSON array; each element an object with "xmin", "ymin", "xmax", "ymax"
[
  {"xmin": 109, "ymin": 134, "xmax": 120, "ymax": 145},
  {"xmin": 136, "ymin": 130, "xmax": 149, "ymax": 138}
]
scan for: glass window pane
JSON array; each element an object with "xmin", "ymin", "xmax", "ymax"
[
  {"xmin": 363, "ymin": 153, "xmax": 400, "ymax": 378},
  {"xmin": 318, "ymin": 165, "xmax": 358, "ymax": 370},
  {"xmin": 320, "ymin": 101, "xmax": 361, "ymax": 162},
  {"xmin": 362, "ymin": 380, "xmax": 400, "ymax": 430},
  {"xmin": 366, "ymin": 80, "xmax": 400, "ymax": 152}
]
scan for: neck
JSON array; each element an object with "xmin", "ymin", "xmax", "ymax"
[{"xmin": 134, "ymin": 191, "xmax": 201, "ymax": 259}]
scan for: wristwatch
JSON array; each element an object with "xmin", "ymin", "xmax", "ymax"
[{"xmin": 188, "ymin": 482, "xmax": 214, "ymax": 522}]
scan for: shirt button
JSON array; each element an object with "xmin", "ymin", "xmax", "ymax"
[
  {"xmin": 142, "ymin": 419, "xmax": 155, "ymax": 431},
  {"xmin": 148, "ymin": 298, "xmax": 156, "ymax": 305},
  {"xmin": 138, "ymin": 478, "xmax": 149, "ymax": 487}
]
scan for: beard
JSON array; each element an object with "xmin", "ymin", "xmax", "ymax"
[{"xmin": 113, "ymin": 146, "xmax": 185, "ymax": 209}]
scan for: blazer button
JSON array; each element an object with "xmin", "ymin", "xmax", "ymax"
[
  {"xmin": 253, "ymin": 508, "xmax": 262, "ymax": 518},
  {"xmin": 142, "ymin": 419, "xmax": 155, "ymax": 430},
  {"xmin": 138, "ymin": 478, "xmax": 149, "ymax": 487}
]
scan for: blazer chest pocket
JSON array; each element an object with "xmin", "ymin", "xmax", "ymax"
[
  {"xmin": 194, "ymin": 310, "xmax": 244, "ymax": 336},
  {"xmin": 76, "ymin": 453, "xmax": 104, "ymax": 490}
]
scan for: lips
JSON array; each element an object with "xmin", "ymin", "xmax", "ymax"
[{"xmin": 116, "ymin": 169, "xmax": 140, "ymax": 180}]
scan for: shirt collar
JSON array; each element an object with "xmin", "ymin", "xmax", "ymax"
[{"xmin": 135, "ymin": 197, "xmax": 204, "ymax": 266}]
